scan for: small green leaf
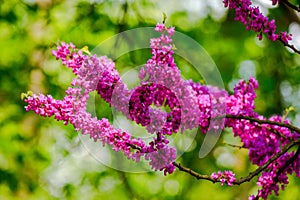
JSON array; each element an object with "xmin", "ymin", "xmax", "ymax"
[
  {"xmin": 163, "ymin": 12, "xmax": 167, "ymax": 24},
  {"xmin": 81, "ymin": 46, "xmax": 91, "ymax": 55},
  {"xmin": 282, "ymin": 106, "xmax": 294, "ymax": 121},
  {"xmin": 21, "ymin": 91, "xmax": 33, "ymax": 100}
]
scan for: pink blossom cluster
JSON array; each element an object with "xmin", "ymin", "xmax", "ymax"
[
  {"xmin": 248, "ymin": 148, "xmax": 299, "ymax": 200},
  {"xmin": 24, "ymin": 94, "xmax": 73, "ymax": 125},
  {"xmin": 139, "ymin": 24, "xmax": 201, "ymax": 132},
  {"xmin": 223, "ymin": 0, "xmax": 292, "ymax": 44},
  {"xmin": 225, "ymin": 78, "xmax": 300, "ymax": 199},
  {"xmin": 25, "ymin": 53, "xmax": 148, "ymax": 162},
  {"xmin": 24, "ymin": 25, "xmax": 181, "ymax": 175},
  {"xmin": 23, "ymin": 24, "xmax": 300, "ymax": 199},
  {"xmin": 249, "ymin": 151, "xmax": 294, "ymax": 199},
  {"xmin": 129, "ymin": 83, "xmax": 181, "ymax": 135},
  {"xmin": 52, "ymin": 42, "xmax": 86, "ymax": 75},
  {"xmin": 211, "ymin": 170, "xmax": 236, "ymax": 186}
]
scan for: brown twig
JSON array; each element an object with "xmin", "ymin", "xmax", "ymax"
[
  {"xmin": 223, "ymin": 141, "xmax": 245, "ymax": 149},
  {"xmin": 225, "ymin": 114, "xmax": 300, "ymax": 135},
  {"xmin": 278, "ymin": 38, "xmax": 300, "ymax": 54},
  {"xmin": 281, "ymin": 0, "xmax": 300, "ymax": 12},
  {"xmin": 173, "ymin": 162, "xmax": 217, "ymax": 182}
]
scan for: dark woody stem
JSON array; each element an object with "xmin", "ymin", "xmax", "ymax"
[
  {"xmin": 281, "ymin": 0, "xmax": 300, "ymax": 12},
  {"xmin": 225, "ymin": 114, "xmax": 300, "ymax": 134},
  {"xmin": 174, "ymin": 138, "xmax": 300, "ymax": 185},
  {"xmin": 278, "ymin": 38, "xmax": 300, "ymax": 54}
]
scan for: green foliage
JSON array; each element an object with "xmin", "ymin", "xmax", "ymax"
[{"xmin": 0, "ymin": 0, "xmax": 299, "ymax": 199}]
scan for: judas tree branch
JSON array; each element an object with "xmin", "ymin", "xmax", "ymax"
[
  {"xmin": 172, "ymin": 162, "xmax": 216, "ymax": 182},
  {"xmin": 276, "ymin": 0, "xmax": 300, "ymax": 54},
  {"xmin": 274, "ymin": 145, "xmax": 300, "ymax": 182},
  {"xmin": 225, "ymin": 114, "xmax": 300, "ymax": 134},
  {"xmin": 234, "ymin": 137, "xmax": 300, "ymax": 185},
  {"xmin": 278, "ymin": 38, "xmax": 300, "ymax": 54},
  {"xmin": 281, "ymin": 0, "xmax": 300, "ymax": 12},
  {"xmin": 173, "ymin": 138, "xmax": 300, "ymax": 185}
]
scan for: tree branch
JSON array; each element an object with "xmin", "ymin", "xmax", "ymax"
[
  {"xmin": 281, "ymin": 0, "xmax": 300, "ymax": 12},
  {"xmin": 173, "ymin": 137, "xmax": 300, "ymax": 185},
  {"xmin": 223, "ymin": 141, "xmax": 245, "ymax": 149},
  {"xmin": 127, "ymin": 114, "xmax": 300, "ymax": 186},
  {"xmin": 172, "ymin": 162, "xmax": 217, "ymax": 182},
  {"xmin": 278, "ymin": 38, "xmax": 300, "ymax": 54},
  {"xmin": 225, "ymin": 114, "xmax": 300, "ymax": 135},
  {"xmin": 234, "ymin": 137, "xmax": 300, "ymax": 185},
  {"xmin": 274, "ymin": 145, "xmax": 300, "ymax": 182}
]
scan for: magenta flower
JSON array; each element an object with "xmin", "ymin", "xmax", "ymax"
[
  {"xmin": 223, "ymin": 0, "xmax": 291, "ymax": 43},
  {"xmin": 211, "ymin": 170, "xmax": 236, "ymax": 186},
  {"xmin": 279, "ymin": 32, "xmax": 293, "ymax": 44}
]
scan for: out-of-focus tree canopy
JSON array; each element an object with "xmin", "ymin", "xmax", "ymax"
[{"xmin": 0, "ymin": 0, "xmax": 300, "ymax": 199}]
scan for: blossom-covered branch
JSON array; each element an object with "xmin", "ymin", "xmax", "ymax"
[
  {"xmin": 23, "ymin": 23, "xmax": 300, "ymax": 199},
  {"xmin": 174, "ymin": 136, "xmax": 300, "ymax": 186},
  {"xmin": 226, "ymin": 114, "xmax": 300, "ymax": 135},
  {"xmin": 223, "ymin": 0, "xmax": 300, "ymax": 54}
]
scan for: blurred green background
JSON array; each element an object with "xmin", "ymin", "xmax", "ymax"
[{"xmin": 1, "ymin": 0, "xmax": 300, "ymax": 199}]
